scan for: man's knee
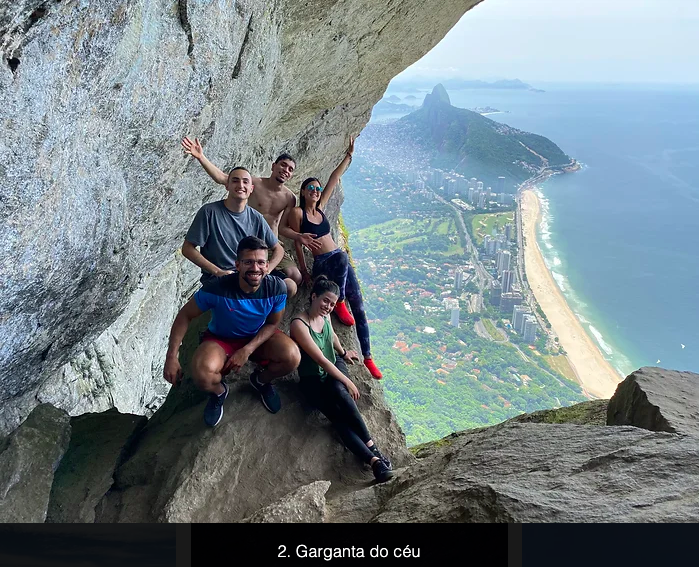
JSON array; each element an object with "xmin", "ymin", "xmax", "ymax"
[
  {"xmin": 191, "ymin": 349, "xmax": 224, "ymax": 387},
  {"xmin": 278, "ymin": 340, "xmax": 301, "ymax": 369},
  {"xmin": 284, "ymin": 266, "xmax": 302, "ymax": 285},
  {"xmin": 284, "ymin": 278, "xmax": 298, "ymax": 298}
]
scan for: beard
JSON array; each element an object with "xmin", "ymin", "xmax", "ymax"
[{"xmin": 242, "ymin": 271, "xmax": 265, "ymax": 287}]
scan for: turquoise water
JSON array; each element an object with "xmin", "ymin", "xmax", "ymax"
[{"xmin": 384, "ymin": 83, "xmax": 699, "ymax": 375}]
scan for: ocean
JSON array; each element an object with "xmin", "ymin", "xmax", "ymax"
[{"xmin": 381, "ymin": 82, "xmax": 699, "ymax": 376}]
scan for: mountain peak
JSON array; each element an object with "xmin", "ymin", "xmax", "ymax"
[{"xmin": 423, "ymin": 83, "xmax": 451, "ymax": 108}]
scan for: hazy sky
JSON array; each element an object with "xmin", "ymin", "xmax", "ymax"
[{"xmin": 398, "ymin": 0, "xmax": 699, "ymax": 84}]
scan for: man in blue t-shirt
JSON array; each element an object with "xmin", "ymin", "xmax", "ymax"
[{"xmin": 164, "ymin": 236, "xmax": 301, "ymax": 427}]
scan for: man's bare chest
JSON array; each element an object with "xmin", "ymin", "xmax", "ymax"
[{"xmin": 249, "ymin": 191, "xmax": 286, "ymax": 218}]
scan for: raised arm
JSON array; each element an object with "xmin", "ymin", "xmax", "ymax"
[
  {"xmin": 181, "ymin": 137, "xmax": 228, "ymax": 185},
  {"xmin": 319, "ymin": 136, "xmax": 355, "ymax": 210},
  {"xmin": 279, "ymin": 192, "xmax": 322, "ymax": 251},
  {"xmin": 163, "ymin": 298, "xmax": 205, "ymax": 385},
  {"xmin": 290, "ymin": 319, "xmax": 359, "ymax": 399}
]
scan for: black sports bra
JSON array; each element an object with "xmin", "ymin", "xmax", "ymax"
[{"xmin": 301, "ymin": 208, "xmax": 331, "ymax": 238}]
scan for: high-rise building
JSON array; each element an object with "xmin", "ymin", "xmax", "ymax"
[
  {"xmin": 468, "ymin": 187, "xmax": 476, "ymax": 203},
  {"xmin": 478, "ymin": 191, "xmax": 487, "ymax": 209},
  {"xmin": 450, "ymin": 307, "xmax": 460, "ymax": 328},
  {"xmin": 455, "ymin": 269, "xmax": 464, "ymax": 292},
  {"xmin": 499, "ymin": 192, "xmax": 506, "ymax": 204},
  {"xmin": 457, "ymin": 176, "xmax": 468, "ymax": 194},
  {"xmin": 476, "ymin": 181, "xmax": 484, "ymax": 190},
  {"xmin": 483, "ymin": 235, "xmax": 492, "ymax": 254},
  {"xmin": 500, "ymin": 292, "xmax": 523, "ymax": 313},
  {"xmin": 431, "ymin": 169, "xmax": 444, "ymax": 188},
  {"xmin": 497, "ymin": 176, "xmax": 506, "ymax": 193},
  {"xmin": 502, "ymin": 270, "xmax": 514, "ymax": 294},
  {"xmin": 498, "ymin": 250, "xmax": 512, "ymax": 274},
  {"xmin": 523, "ymin": 315, "xmax": 538, "ymax": 343},
  {"xmin": 512, "ymin": 305, "xmax": 529, "ymax": 332},
  {"xmin": 416, "ymin": 179, "xmax": 425, "ymax": 191},
  {"xmin": 490, "ymin": 280, "xmax": 502, "ymax": 306},
  {"xmin": 447, "ymin": 178, "xmax": 457, "ymax": 198}
]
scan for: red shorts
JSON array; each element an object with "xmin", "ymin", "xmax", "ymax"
[{"xmin": 200, "ymin": 329, "xmax": 284, "ymax": 366}]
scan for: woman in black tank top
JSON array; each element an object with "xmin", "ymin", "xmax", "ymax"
[{"xmin": 285, "ymin": 137, "xmax": 383, "ymax": 380}]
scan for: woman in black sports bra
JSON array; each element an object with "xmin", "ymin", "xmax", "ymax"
[{"xmin": 287, "ymin": 137, "xmax": 383, "ymax": 380}]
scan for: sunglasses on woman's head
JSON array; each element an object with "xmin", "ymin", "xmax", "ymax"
[{"xmin": 306, "ymin": 185, "xmax": 323, "ymax": 192}]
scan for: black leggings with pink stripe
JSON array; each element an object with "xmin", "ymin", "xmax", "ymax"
[{"xmin": 312, "ymin": 248, "xmax": 371, "ymax": 358}]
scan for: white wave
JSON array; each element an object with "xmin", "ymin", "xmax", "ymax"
[
  {"xmin": 552, "ymin": 257, "xmax": 562, "ymax": 267},
  {"xmin": 577, "ymin": 314, "xmax": 589, "ymax": 324},
  {"xmin": 545, "ymin": 242, "xmax": 553, "ymax": 249},
  {"xmin": 588, "ymin": 325, "xmax": 614, "ymax": 356},
  {"xmin": 552, "ymin": 271, "xmax": 567, "ymax": 292}
]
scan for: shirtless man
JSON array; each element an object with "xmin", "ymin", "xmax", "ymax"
[{"xmin": 181, "ymin": 137, "xmax": 321, "ymax": 298}]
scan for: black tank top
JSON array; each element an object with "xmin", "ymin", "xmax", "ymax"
[{"xmin": 301, "ymin": 208, "xmax": 331, "ymax": 238}]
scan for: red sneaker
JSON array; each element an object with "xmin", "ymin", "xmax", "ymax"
[
  {"xmin": 333, "ymin": 300, "xmax": 355, "ymax": 326},
  {"xmin": 364, "ymin": 358, "xmax": 383, "ymax": 380}
]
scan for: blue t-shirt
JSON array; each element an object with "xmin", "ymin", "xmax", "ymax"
[{"xmin": 194, "ymin": 274, "xmax": 287, "ymax": 338}]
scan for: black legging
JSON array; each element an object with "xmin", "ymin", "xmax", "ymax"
[
  {"xmin": 311, "ymin": 249, "xmax": 371, "ymax": 358},
  {"xmin": 299, "ymin": 358, "xmax": 374, "ymax": 463}
]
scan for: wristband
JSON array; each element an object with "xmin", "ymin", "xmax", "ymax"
[{"xmin": 340, "ymin": 349, "xmax": 347, "ymax": 358}]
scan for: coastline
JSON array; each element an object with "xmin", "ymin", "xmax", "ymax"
[{"xmin": 520, "ymin": 188, "xmax": 622, "ymax": 399}]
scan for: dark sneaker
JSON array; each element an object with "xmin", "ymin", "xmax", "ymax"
[
  {"xmin": 249, "ymin": 369, "xmax": 281, "ymax": 414},
  {"xmin": 204, "ymin": 382, "xmax": 229, "ymax": 427},
  {"xmin": 371, "ymin": 446, "xmax": 392, "ymax": 470},
  {"xmin": 372, "ymin": 458, "xmax": 393, "ymax": 483}
]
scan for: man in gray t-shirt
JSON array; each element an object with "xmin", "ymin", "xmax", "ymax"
[{"xmin": 182, "ymin": 166, "xmax": 285, "ymax": 284}]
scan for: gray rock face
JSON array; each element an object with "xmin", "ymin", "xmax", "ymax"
[
  {"xmin": 607, "ymin": 367, "xmax": 699, "ymax": 436},
  {"xmin": 326, "ymin": 422, "xmax": 699, "ymax": 523},
  {"xmin": 0, "ymin": 403, "xmax": 71, "ymax": 522},
  {"xmin": 241, "ymin": 480, "xmax": 331, "ymax": 523},
  {"xmin": 47, "ymin": 408, "xmax": 146, "ymax": 523},
  {"xmin": 0, "ymin": 0, "xmax": 479, "ymax": 433}
]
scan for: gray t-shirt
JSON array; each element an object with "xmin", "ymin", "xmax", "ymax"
[{"xmin": 185, "ymin": 201, "xmax": 278, "ymax": 283}]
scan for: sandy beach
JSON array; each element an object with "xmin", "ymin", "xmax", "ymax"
[{"xmin": 520, "ymin": 189, "xmax": 622, "ymax": 399}]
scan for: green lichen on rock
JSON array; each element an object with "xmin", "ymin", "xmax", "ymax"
[{"xmin": 507, "ymin": 400, "xmax": 608, "ymax": 426}]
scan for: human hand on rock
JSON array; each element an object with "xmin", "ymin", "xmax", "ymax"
[{"xmin": 182, "ymin": 136, "xmax": 204, "ymax": 160}]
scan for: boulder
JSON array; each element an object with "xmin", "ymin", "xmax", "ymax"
[
  {"xmin": 327, "ymin": 422, "xmax": 699, "ymax": 523},
  {"xmin": 47, "ymin": 408, "xmax": 147, "ymax": 523},
  {"xmin": 607, "ymin": 367, "xmax": 699, "ymax": 436},
  {"xmin": 0, "ymin": 404, "xmax": 71, "ymax": 522},
  {"xmin": 241, "ymin": 481, "xmax": 331, "ymax": 523}
]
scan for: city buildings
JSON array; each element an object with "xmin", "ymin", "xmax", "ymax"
[
  {"xmin": 523, "ymin": 315, "xmax": 538, "ymax": 343},
  {"xmin": 450, "ymin": 307, "xmax": 460, "ymax": 328},
  {"xmin": 512, "ymin": 305, "xmax": 530, "ymax": 333},
  {"xmin": 501, "ymin": 269, "xmax": 514, "ymax": 294},
  {"xmin": 497, "ymin": 250, "xmax": 511, "ymax": 274},
  {"xmin": 497, "ymin": 176, "xmax": 505, "ymax": 193},
  {"xmin": 499, "ymin": 291, "xmax": 523, "ymax": 314}
]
